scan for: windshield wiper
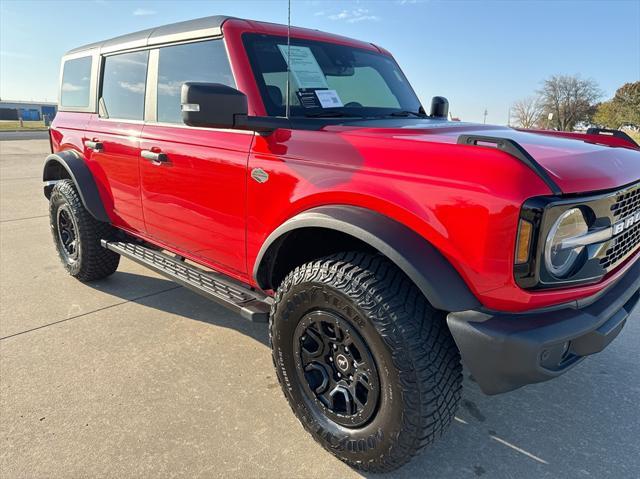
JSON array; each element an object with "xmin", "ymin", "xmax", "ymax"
[
  {"xmin": 304, "ymin": 111, "xmax": 364, "ymax": 118},
  {"xmin": 387, "ymin": 110, "xmax": 427, "ymax": 118}
]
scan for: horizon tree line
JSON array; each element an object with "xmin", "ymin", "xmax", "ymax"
[{"xmin": 510, "ymin": 76, "xmax": 639, "ymax": 132}]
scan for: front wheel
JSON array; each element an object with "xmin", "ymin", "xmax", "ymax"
[{"xmin": 270, "ymin": 252, "xmax": 462, "ymax": 472}]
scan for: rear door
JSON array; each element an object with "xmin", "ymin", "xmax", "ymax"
[
  {"xmin": 139, "ymin": 39, "xmax": 253, "ymax": 275},
  {"xmin": 85, "ymin": 50, "xmax": 149, "ymax": 233}
]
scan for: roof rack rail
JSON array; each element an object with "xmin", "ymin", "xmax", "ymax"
[
  {"xmin": 457, "ymin": 134, "xmax": 562, "ymax": 195},
  {"xmin": 586, "ymin": 128, "xmax": 639, "ymax": 147}
]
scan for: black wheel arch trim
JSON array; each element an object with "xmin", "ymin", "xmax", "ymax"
[
  {"xmin": 253, "ymin": 205, "xmax": 480, "ymax": 312},
  {"xmin": 43, "ymin": 151, "xmax": 110, "ymax": 223}
]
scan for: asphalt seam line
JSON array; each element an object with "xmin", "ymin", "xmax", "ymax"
[
  {"xmin": 0, "ymin": 285, "xmax": 182, "ymax": 341},
  {"xmin": 490, "ymin": 435, "xmax": 549, "ymax": 464},
  {"xmin": 0, "ymin": 214, "xmax": 48, "ymax": 223}
]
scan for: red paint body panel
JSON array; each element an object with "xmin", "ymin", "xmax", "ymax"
[
  {"xmin": 49, "ymin": 111, "xmax": 89, "ymax": 157},
  {"xmin": 139, "ymin": 124, "xmax": 254, "ymax": 275},
  {"xmin": 84, "ymin": 115, "xmax": 146, "ymax": 231},
  {"xmin": 349, "ymin": 123, "xmax": 640, "ymax": 194},
  {"xmin": 246, "ymin": 128, "xmax": 546, "ymax": 307},
  {"xmin": 49, "ymin": 18, "xmax": 640, "ymax": 314},
  {"xmin": 245, "ymin": 126, "xmax": 640, "ymax": 312}
]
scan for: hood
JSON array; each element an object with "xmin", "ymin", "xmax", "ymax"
[{"xmin": 337, "ymin": 119, "xmax": 640, "ymax": 194}]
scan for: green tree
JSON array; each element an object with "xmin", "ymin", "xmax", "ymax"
[
  {"xmin": 594, "ymin": 82, "xmax": 640, "ymax": 128},
  {"xmin": 593, "ymin": 101, "xmax": 619, "ymax": 128}
]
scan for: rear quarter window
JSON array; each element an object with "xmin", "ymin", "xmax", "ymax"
[
  {"xmin": 100, "ymin": 50, "xmax": 149, "ymax": 121},
  {"xmin": 60, "ymin": 56, "xmax": 92, "ymax": 108}
]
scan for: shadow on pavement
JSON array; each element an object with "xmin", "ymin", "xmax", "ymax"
[{"xmin": 88, "ymin": 270, "xmax": 270, "ymax": 347}]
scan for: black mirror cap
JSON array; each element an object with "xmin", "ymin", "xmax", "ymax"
[
  {"xmin": 429, "ymin": 96, "xmax": 449, "ymax": 119},
  {"xmin": 181, "ymin": 82, "xmax": 248, "ymax": 128}
]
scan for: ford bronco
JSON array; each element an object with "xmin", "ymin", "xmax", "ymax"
[{"xmin": 45, "ymin": 16, "xmax": 640, "ymax": 472}]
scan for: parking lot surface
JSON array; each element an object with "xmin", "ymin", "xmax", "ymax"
[{"xmin": 1, "ymin": 138, "xmax": 639, "ymax": 478}]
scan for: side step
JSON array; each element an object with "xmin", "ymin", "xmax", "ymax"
[{"xmin": 101, "ymin": 240, "xmax": 272, "ymax": 322}]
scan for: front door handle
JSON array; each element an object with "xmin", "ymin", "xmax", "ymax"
[
  {"xmin": 141, "ymin": 149, "xmax": 169, "ymax": 165},
  {"xmin": 84, "ymin": 140, "xmax": 103, "ymax": 151}
]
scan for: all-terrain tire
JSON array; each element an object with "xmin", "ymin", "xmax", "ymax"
[
  {"xmin": 49, "ymin": 179, "xmax": 120, "ymax": 281},
  {"xmin": 270, "ymin": 252, "xmax": 462, "ymax": 473}
]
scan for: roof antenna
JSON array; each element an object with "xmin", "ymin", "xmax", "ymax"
[{"xmin": 285, "ymin": 0, "xmax": 291, "ymax": 119}]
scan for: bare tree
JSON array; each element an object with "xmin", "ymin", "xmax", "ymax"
[
  {"xmin": 538, "ymin": 75, "xmax": 602, "ymax": 131},
  {"xmin": 511, "ymin": 96, "xmax": 543, "ymax": 128}
]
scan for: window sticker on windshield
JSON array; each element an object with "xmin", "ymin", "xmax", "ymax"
[
  {"xmin": 277, "ymin": 45, "xmax": 328, "ymax": 89},
  {"xmin": 316, "ymin": 89, "xmax": 343, "ymax": 108}
]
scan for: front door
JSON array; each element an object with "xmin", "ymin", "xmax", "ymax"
[{"xmin": 139, "ymin": 39, "xmax": 253, "ymax": 275}]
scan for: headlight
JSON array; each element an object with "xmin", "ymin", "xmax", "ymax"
[{"xmin": 544, "ymin": 208, "xmax": 588, "ymax": 277}]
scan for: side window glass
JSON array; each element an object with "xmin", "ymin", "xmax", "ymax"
[
  {"xmin": 100, "ymin": 50, "xmax": 149, "ymax": 120},
  {"xmin": 157, "ymin": 39, "xmax": 235, "ymax": 124},
  {"xmin": 60, "ymin": 56, "xmax": 92, "ymax": 108}
]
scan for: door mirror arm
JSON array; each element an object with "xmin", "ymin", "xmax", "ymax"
[{"xmin": 233, "ymin": 114, "xmax": 291, "ymax": 133}]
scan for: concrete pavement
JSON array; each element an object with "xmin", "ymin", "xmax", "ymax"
[{"xmin": 1, "ymin": 139, "xmax": 639, "ymax": 478}]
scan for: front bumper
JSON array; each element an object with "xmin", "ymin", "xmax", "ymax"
[{"xmin": 447, "ymin": 258, "xmax": 640, "ymax": 395}]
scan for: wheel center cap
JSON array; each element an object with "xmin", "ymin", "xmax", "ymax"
[{"xmin": 335, "ymin": 354, "xmax": 349, "ymax": 372}]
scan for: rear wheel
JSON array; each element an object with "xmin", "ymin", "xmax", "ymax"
[
  {"xmin": 270, "ymin": 252, "xmax": 462, "ymax": 472},
  {"xmin": 49, "ymin": 179, "xmax": 120, "ymax": 281}
]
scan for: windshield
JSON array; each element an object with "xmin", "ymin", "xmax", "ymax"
[{"xmin": 242, "ymin": 33, "xmax": 422, "ymax": 118}]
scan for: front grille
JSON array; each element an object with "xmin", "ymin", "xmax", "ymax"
[
  {"xmin": 601, "ymin": 222, "xmax": 640, "ymax": 268},
  {"xmin": 611, "ymin": 184, "xmax": 640, "ymax": 220},
  {"xmin": 600, "ymin": 182, "xmax": 640, "ymax": 270}
]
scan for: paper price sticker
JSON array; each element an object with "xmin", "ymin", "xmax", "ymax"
[{"xmin": 277, "ymin": 45, "xmax": 328, "ymax": 89}]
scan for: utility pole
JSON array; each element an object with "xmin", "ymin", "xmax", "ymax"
[
  {"xmin": 507, "ymin": 106, "xmax": 511, "ymax": 127},
  {"xmin": 483, "ymin": 109, "xmax": 488, "ymax": 124}
]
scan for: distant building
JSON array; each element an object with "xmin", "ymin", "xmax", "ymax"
[{"xmin": 0, "ymin": 100, "xmax": 57, "ymax": 121}]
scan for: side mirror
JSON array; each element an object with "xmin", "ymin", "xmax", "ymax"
[
  {"xmin": 429, "ymin": 96, "xmax": 449, "ymax": 119},
  {"xmin": 181, "ymin": 82, "xmax": 248, "ymax": 129}
]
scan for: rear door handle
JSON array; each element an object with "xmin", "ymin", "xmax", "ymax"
[
  {"xmin": 84, "ymin": 140, "xmax": 103, "ymax": 151},
  {"xmin": 141, "ymin": 149, "xmax": 169, "ymax": 165}
]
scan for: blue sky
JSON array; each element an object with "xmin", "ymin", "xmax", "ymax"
[{"xmin": 1, "ymin": 0, "xmax": 638, "ymax": 124}]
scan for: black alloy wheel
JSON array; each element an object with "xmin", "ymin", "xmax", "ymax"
[
  {"xmin": 56, "ymin": 204, "xmax": 80, "ymax": 263},
  {"xmin": 294, "ymin": 310, "xmax": 380, "ymax": 428}
]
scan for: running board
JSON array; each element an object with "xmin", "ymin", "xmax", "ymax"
[{"xmin": 101, "ymin": 240, "xmax": 271, "ymax": 322}]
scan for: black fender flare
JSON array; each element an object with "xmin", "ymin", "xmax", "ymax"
[
  {"xmin": 42, "ymin": 151, "xmax": 110, "ymax": 223},
  {"xmin": 253, "ymin": 205, "xmax": 480, "ymax": 312}
]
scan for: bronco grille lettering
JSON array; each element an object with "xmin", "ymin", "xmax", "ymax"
[{"xmin": 613, "ymin": 210, "xmax": 640, "ymax": 235}]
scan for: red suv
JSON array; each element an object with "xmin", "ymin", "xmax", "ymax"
[{"xmin": 45, "ymin": 16, "xmax": 640, "ymax": 472}]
